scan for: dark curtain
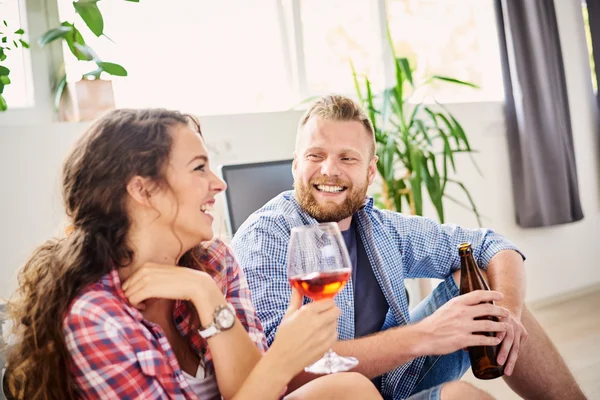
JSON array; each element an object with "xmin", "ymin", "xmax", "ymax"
[{"xmin": 494, "ymin": 0, "xmax": 584, "ymax": 228}]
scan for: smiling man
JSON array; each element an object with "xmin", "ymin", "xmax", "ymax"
[{"xmin": 230, "ymin": 95, "xmax": 584, "ymax": 400}]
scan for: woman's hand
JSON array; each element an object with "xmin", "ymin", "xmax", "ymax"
[
  {"xmin": 121, "ymin": 262, "xmax": 225, "ymax": 316},
  {"xmin": 268, "ymin": 289, "xmax": 341, "ymax": 378}
]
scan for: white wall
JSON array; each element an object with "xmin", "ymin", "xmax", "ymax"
[{"xmin": 1, "ymin": 0, "xmax": 599, "ymax": 302}]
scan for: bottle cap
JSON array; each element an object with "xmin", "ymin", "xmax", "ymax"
[{"xmin": 458, "ymin": 242, "xmax": 473, "ymax": 255}]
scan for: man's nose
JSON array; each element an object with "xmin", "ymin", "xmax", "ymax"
[{"xmin": 320, "ymin": 157, "xmax": 341, "ymax": 177}]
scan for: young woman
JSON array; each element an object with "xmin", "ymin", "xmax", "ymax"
[{"xmin": 4, "ymin": 109, "xmax": 382, "ymax": 400}]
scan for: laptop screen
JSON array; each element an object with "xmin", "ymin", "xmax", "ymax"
[{"xmin": 219, "ymin": 159, "xmax": 294, "ymax": 235}]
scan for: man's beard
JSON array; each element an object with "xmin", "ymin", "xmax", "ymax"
[{"xmin": 294, "ymin": 176, "xmax": 368, "ymax": 222}]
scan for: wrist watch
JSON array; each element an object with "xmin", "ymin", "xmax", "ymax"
[{"xmin": 198, "ymin": 303, "xmax": 236, "ymax": 339}]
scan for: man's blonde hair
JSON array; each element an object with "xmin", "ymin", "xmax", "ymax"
[{"xmin": 297, "ymin": 95, "xmax": 376, "ymax": 159}]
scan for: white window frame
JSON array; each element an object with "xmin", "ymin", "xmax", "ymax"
[
  {"xmin": 0, "ymin": 0, "xmax": 63, "ymax": 126},
  {"xmin": 278, "ymin": 0, "xmax": 392, "ymax": 105}
]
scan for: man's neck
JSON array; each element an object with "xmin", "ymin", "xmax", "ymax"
[{"xmin": 337, "ymin": 215, "xmax": 353, "ymax": 231}]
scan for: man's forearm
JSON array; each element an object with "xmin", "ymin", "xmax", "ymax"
[
  {"xmin": 486, "ymin": 250, "xmax": 526, "ymax": 316},
  {"xmin": 286, "ymin": 323, "xmax": 423, "ymax": 392}
]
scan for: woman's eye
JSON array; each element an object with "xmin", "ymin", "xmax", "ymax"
[{"xmin": 194, "ymin": 164, "xmax": 206, "ymax": 172}]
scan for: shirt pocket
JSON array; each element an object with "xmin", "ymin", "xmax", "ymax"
[{"xmin": 135, "ymin": 349, "xmax": 173, "ymax": 378}]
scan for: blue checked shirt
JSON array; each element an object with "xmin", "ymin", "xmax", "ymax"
[{"xmin": 230, "ymin": 191, "xmax": 522, "ymax": 400}]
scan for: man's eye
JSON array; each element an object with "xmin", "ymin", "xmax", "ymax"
[{"xmin": 307, "ymin": 154, "xmax": 321, "ymax": 159}]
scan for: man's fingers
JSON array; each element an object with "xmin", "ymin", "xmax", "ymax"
[
  {"xmin": 467, "ymin": 334, "xmax": 502, "ymax": 347},
  {"xmin": 471, "ymin": 320, "xmax": 508, "ymax": 333},
  {"xmin": 469, "ymin": 303, "xmax": 510, "ymax": 319},
  {"xmin": 496, "ymin": 325, "xmax": 514, "ymax": 365},
  {"xmin": 285, "ymin": 287, "xmax": 304, "ymax": 316},
  {"xmin": 504, "ymin": 336, "xmax": 521, "ymax": 375},
  {"xmin": 303, "ymin": 298, "xmax": 337, "ymax": 313},
  {"xmin": 458, "ymin": 290, "xmax": 504, "ymax": 305},
  {"xmin": 496, "ymin": 331, "xmax": 507, "ymax": 343}
]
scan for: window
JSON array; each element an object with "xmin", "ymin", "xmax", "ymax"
[
  {"xmin": 0, "ymin": 0, "xmax": 33, "ymax": 109},
  {"xmin": 55, "ymin": 0, "xmax": 504, "ymax": 115},
  {"xmin": 299, "ymin": 0, "xmax": 385, "ymax": 96},
  {"xmin": 58, "ymin": 0, "xmax": 293, "ymax": 116},
  {"xmin": 387, "ymin": 0, "xmax": 504, "ymax": 102}
]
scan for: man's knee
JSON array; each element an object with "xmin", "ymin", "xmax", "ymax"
[{"xmin": 440, "ymin": 381, "xmax": 494, "ymax": 400}]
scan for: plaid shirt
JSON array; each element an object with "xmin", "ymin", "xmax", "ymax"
[
  {"xmin": 230, "ymin": 191, "xmax": 523, "ymax": 400},
  {"xmin": 64, "ymin": 239, "xmax": 267, "ymax": 399}
]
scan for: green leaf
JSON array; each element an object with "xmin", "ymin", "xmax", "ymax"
[
  {"xmin": 448, "ymin": 114, "xmax": 471, "ymax": 150},
  {"xmin": 0, "ymin": 82, "xmax": 4, "ymax": 94},
  {"xmin": 364, "ymin": 77, "xmax": 377, "ymax": 134},
  {"xmin": 38, "ymin": 26, "xmax": 72, "ymax": 46},
  {"xmin": 0, "ymin": 93, "xmax": 7, "ymax": 110},
  {"xmin": 2, "ymin": 21, "xmax": 7, "ymax": 28},
  {"xmin": 409, "ymin": 146, "xmax": 423, "ymax": 215},
  {"xmin": 0, "ymin": 65, "xmax": 10, "ymax": 75},
  {"xmin": 407, "ymin": 101, "xmax": 423, "ymax": 131},
  {"xmin": 398, "ymin": 57, "xmax": 413, "ymax": 87},
  {"xmin": 53, "ymin": 74, "xmax": 67, "ymax": 112},
  {"xmin": 14, "ymin": 28, "xmax": 24, "ymax": 35},
  {"xmin": 96, "ymin": 61, "xmax": 127, "ymax": 76},
  {"xmin": 60, "ymin": 23, "xmax": 93, "ymax": 61},
  {"xmin": 125, "ymin": 0, "xmax": 140, "ymax": 2},
  {"xmin": 431, "ymin": 75, "xmax": 479, "ymax": 88},
  {"xmin": 74, "ymin": 42, "xmax": 98, "ymax": 60},
  {"xmin": 19, "ymin": 39, "xmax": 29, "ymax": 48},
  {"xmin": 424, "ymin": 154, "xmax": 444, "ymax": 222},
  {"xmin": 350, "ymin": 60, "xmax": 364, "ymax": 105},
  {"xmin": 1, "ymin": 37, "xmax": 7, "ymax": 44},
  {"xmin": 0, "ymin": 49, "xmax": 5, "ymax": 61},
  {"xmin": 73, "ymin": 0, "xmax": 104, "ymax": 37},
  {"xmin": 0, "ymin": 75, "xmax": 11, "ymax": 85},
  {"xmin": 435, "ymin": 112, "xmax": 461, "ymax": 149}
]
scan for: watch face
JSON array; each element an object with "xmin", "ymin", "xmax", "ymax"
[{"xmin": 216, "ymin": 307, "xmax": 235, "ymax": 330}]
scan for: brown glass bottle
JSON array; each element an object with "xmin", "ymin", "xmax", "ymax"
[{"xmin": 458, "ymin": 242, "xmax": 505, "ymax": 380}]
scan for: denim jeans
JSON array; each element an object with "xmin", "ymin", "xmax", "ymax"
[{"xmin": 404, "ymin": 275, "xmax": 471, "ymax": 400}]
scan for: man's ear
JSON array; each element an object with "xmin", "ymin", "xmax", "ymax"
[
  {"xmin": 126, "ymin": 176, "xmax": 153, "ymax": 206},
  {"xmin": 367, "ymin": 155, "xmax": 378, "ymax": 186},
  {"xmin": 292, "ymin": 152, "xmax": 297, "ymax": 179}
]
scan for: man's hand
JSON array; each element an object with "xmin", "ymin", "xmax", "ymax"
[
  {"xmin": 495, "ymin": 309, "xmax": 528, "ymax": 375},
  {"xmin": 415, "ymin": 290, "xmax": 510, "ymax": 356}
]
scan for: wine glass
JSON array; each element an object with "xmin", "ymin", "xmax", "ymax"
[{"xmin": 287, "ymin": 222, "xmax": 359, "ymax": 374}]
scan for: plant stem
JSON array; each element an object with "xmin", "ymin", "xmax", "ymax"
[{"xmin": 382, "ymin": 180, "xmax": 394, "ymax": 210}]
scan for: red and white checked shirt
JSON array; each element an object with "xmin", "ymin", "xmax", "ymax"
[{"xmin": 63, "ymin": 239, "xmax": 267, "ymax": 399}]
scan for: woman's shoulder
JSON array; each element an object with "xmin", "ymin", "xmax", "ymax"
[{"xmin": 190, "ymin": 238, "xmax": 239, "ymax": 275}]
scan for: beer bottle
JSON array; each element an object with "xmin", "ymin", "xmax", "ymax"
[{"xmin": 458, "ymin": 242, "xmax": 505, "ymax": 380}]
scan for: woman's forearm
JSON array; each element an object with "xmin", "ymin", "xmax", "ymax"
[
  {"xmin": 231, "ymin": 350, "xmax": 292, "ymax": 400},
  {"xmin": 191, "ymin": 293, "xmax": 263, "ymax": 400}
]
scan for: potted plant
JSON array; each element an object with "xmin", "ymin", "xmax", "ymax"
[
  {"xmin": 0, "ymin": 19, "xmax": 29, "ymax": 111},
  {"xmin": 351, "ymin": 34, "xmax": 482, "ymax": 226},
  {"xmin": 38, "ymin": 0, "xmax": 131, "ymax": 121}
]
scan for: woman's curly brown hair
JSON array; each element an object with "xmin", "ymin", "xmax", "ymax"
[{"xmin": 5, "ymin": 108, "xmax": 212, "ymax": 399}]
